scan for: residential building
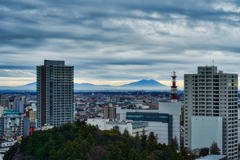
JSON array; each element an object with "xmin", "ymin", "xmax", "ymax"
[
  {"xmin": 1, "ymin": 110, "xmax": 23, "ymax": 139},
  {"xmin": 184, "ymin": 66, "xmax": 238, "ymax": 159},
  {"xmin": 29, "ymin": 111, "xmax": 37, "ymax": 122},
  {"xmin": 191, "ymin": 116, "xmax": 223, "ymax": 154},
  {"xmin": 36, "ymin": 60, "xmax": 74, "ymax": 128}
]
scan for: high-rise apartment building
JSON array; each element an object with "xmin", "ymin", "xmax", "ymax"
[
  {"xmin": 36, "ymin": 60, "xmax": 74, "ymax": 128},
  {"xmin": 184, "ymin": 66, "xmax": 238, "ymax": 160}
]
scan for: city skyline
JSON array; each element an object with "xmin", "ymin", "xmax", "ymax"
[{"xmin": 0, "ymin": 1, "xmax": 240, "ymax": 89}]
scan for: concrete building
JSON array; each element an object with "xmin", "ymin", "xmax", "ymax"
[
  {"xmin": 184, "ymin": 66, "xmax": 238, "ymax": 159},
  {"xmin": 29, "ymin": 111, "xmax": 37, "ymax": 122},
  {"xmin": 116, "ymin": 102, "xmax": 181, "ymax": 145},
  {"xmin": 191, "ymin": 116, "xmax": 223, "ymax": 154},
  {"xmin": 1, "ymin": 110, "xmax": 23, "ymax": 139},
  {"xmin": 0, "ymin": 99, "xmax": 9, "ymax": 109},
  {"xmin": 104, "ymin": 105, "xmax": 116, "ymax": 119},
  {"xmin": 37, "ymin": 60, "xmax": 74, "ymax": 128},
  {"xmin": 87, "ymin": 118, "xmax": 148, "ymax": 137},
  {"xmin": 23, "ymin": 117, "xmax": 30, "ymax": 138},
  {"xmin": 21, "ymin": 96, "xmax": 29, "ymax": 105},
  {"xmin": 14, "ymin": 100, "xmax": 24, "ymax": 114}
]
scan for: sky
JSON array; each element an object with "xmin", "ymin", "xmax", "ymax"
[{"xmin": 0, "ymin": 0, "xmax": 240, "ymax": 89}]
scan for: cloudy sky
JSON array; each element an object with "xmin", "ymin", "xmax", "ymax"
[{"xmin": 0, "ymin": 0, "xmax": 240, "ymax": 89}]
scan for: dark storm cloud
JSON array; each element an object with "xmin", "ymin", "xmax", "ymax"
[{"xmin": 0, "ymin": 0, "xmax": 240, "ymax": 86}]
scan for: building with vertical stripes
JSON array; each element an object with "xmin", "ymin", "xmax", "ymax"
[{"xmin": 36, "ymin": 60, "xmax": 74, "ymax": 128}]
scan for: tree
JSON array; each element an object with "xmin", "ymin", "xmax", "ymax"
[
  {"xmin": 64, "ymin": 140, "xmax": 74, "ymax": 157},
  {"xmin": 199, "ymin": 147, "xmax": 209, "ymax": 157},
  {"xmin": 128, "ymin": 148, "xmax": 137, "ymax": 160},
  {"xmin": 111, "ymin": 146, "xmax": 122, "ymax": 160},
  {"xmin": 87, "ymin": 133, "xmax": 95, "ymax": 145},
  {"xmin": 141, "ymin": 150, "xmax": 149, "ymax": 160},
  {"xmin": 135, "ymin": 131, "xmax": 141, "ymax": 147},
  {"xmin": 147, "ymin": 132, "xmax": 158, "ymax": 153},
  {"xmin": 180, "ymin": 147, "xmax": 189, "ymax": 160},
  {"xmin": 79, "ymin": 140, "xmax": 89, "ymax": 159},
  {"xmin": 171, "ymin": 136, "xmax": 179, "ymax": 151},
  {"xmin": 122, "ymin": 128, "xmax": 130, "ymax": 137},
  {"xmin": 210, "ymin": 141, "xmax": 220, "ymax": 155},
  {"xmin": 140, "ymin": 129, "xmax": 148, "ymax": 152}
]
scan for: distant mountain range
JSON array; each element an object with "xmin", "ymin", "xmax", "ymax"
[{"xmin": 0, "ymin": 79, "xmax": 169, "ymax": 91}]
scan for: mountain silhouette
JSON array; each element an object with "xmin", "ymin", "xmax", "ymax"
[{"xmin": 0, "ymin": 80, "xmax": 169, "ymax": 91}]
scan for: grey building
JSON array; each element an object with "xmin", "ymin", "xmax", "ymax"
[
  {"xmin": 0, "ymin": 118, "xmax": 4, "ymax": 139},
  {"xmin": 184, "ymin": 66, "xmax": 238, "ymax": 160},
  {"xmin": 23, "ymin": 117, "xmax": 30, "ymax": 138},
  {"xmin": 14, "ymin": 100, "xmax": 24, "ymax": 114},
  {"xmin": 0, "ymin": 98, "xmax": 9, "ymax": 109},
  {"xmin": 36, "ymin": 60, "xmax": 74, "ymax": 128},
  {"xmin": 104, "ymin": 106, "xmax": 116, "ymax": 119}
]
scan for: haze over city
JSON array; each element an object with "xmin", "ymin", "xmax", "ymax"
[{"xmin": 1, "ymin": 0, "xmax": 240, "ymax": 89}]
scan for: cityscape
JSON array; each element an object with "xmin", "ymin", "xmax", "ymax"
[{"xmin": 1, "ymin": 0, "xmax": 240, "ymax": 160}]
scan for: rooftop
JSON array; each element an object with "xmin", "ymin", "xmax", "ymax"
[{"xmin": 196, "ymin": 155, "xmax": 227, "ymax": 160}]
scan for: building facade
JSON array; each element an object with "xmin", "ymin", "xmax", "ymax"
[
  {"xmin": 1, "ymin": 110, "xmax": 23, "ymax": 139},
  {"xmin": 184, "ymin": 66, "xmax": 238, "ymax": 159},
  {"xmin": 87, "ymin": 118, "xmax": 148, "ymax": 137},
  {"xmin": 117, "ymin": 102, "xmax": 181, "ymax": 145},
  {"xmin": 14, "ymin": 100, "xmax": 23, "ymax": 114},
  {"xmin": 37, "ymin": 60, "xmax": 74, "ymax": 128}
]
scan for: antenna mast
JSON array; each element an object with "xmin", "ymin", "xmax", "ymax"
[{"xmin": 171, "ymin": 71, "xmax": 178, "ymax": 103}]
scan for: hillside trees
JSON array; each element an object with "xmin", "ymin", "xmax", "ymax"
[{"xmin": 4, "ymin": 121, "xmax": 190, "ymax": 160}]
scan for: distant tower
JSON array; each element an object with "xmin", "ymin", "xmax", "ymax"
[
  {"xmin": 171, "ymin": 71, "xmax": 177, "ymax": 103},
  {"xmin": 142, "ymin": 90, "xmax": 143, "ymax": 102}
]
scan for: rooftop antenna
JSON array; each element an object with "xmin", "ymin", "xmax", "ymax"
[
  {"xmin": 171, "ymin": 71, "xmax": 177, "ymax": 103},
  {"xmin": 213, "ymin": 60, "xmax": 214, "ymax": 66}
]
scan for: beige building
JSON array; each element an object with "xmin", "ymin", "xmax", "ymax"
[{"xmin": 29, "ymin": 111, "xmax": 37, "ymax": 122}]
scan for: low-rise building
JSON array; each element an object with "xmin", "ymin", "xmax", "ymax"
[
  {"xmin": 116, "ymin": 102, "xmax": 181, "ymax": 145},
  {"xmin": 87, "ymin": 118, "xmax": 148, "ymax": 136}
]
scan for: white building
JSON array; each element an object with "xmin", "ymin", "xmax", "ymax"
[
  {"xmin": 184, "ymin": 66, "xmax": 238, "ymax": 159},
  {"xmin": 87, "ymin": 118, "xmax": 148, "ymax": 137},
  {"xmin": 191, "ymin": 116, "xmax": 223, "ymax": 154},
  {"xmin": 1, "ymin": 110, "xmax": 24, "ymax": 139},
  {"xmin": 116, "ymin": 102, "xmax": 181, "ymax": 145}
]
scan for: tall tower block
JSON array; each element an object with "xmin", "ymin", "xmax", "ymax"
[{"xmin": 171, "ymin": 71, "xmax": 177, "ymax": 103}]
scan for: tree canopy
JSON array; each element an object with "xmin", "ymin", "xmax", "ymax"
[{"xmin": 4, "ymin": 121, "xmax": 190, "ymax": 160}]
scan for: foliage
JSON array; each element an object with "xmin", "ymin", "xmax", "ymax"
[
  {"xmin": 199, "ymin": 147, "xmax": 209, "ymax": 157},
  {"xmin": 210, "ymin": 141, "xmax": 220, "ymax": 155},
  {"xmin": 4, "ymin": 121, "xmax": 191, "ymax": 160},
  {"xmin": 170, "ymin": 136, "xmax": 179, "ymax": 151}
]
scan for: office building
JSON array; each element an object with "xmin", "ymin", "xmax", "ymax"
[
  {"xmin": 117, "ymin": 72, "xmax": 181, "ymax": 145},
  {"xmin": 184, "ymin": 66, "xmax": 238, "ymax": 159},
  {"xmin": 36, "ymin": 60, "xmax": 74, "ymax": 128}
]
